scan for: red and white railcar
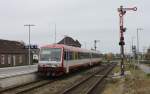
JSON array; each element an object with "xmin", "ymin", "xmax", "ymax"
[{"xmin": 38, "ymin": 44, "xmax": 102, "ymax": 76}]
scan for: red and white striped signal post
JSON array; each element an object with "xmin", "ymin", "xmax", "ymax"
[{"xmin": 118, "ymin": 6, "xmax": 137, "ymax": 76}]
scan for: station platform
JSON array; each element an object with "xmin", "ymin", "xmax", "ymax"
[{"xmin": 0, "ymin": 64, "xmax": 38, "ymax": 79}]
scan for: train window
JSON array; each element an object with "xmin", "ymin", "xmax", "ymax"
[
  {"xmin": 76, "ymin": 52, "xmax": 78, "ymax": 59},
  {"xmin": 73, "ymin": 52, "xmax": 76, "ymax": 60},
  {"xmin": 78, "ymin": 52, "xmax": 89, "ymax": 59},
  {"xmin": 64, "ymin": 51, "xmax": 73, "ymax": 60},
  {"xmin": 77, "ymin": 53, "xmax": 80, "ymax": 59},
  {"xmin": 85, "ymin": 53, "xmax": 90, "ymax": 58},
  {"xmin": 78, "ymin": 52, "xmax": 81, "ymax": 59},
  {"xmin": 75, "ymin": 52, "xmax": 78, "ymax": 60},
  {"xmin": 67, "ymin": 52, "xmax": 70, "ymax": 60},
  {"xmin": 82, "ymin": 52, "xmax": 85, "ymax": 59},
  {"xmin": 84, "ymin": 53, "xmax": 89, "ymax": 59},
  {"xmin": 82, "ymin": 53, "xmax": 84, "ymax": 59},
  {"xmin": 92, "ymin": 53, "xmax": 100, "ymax": 58},
  {"xmin": 64, "ymin": 52, "xmax": 91, "ymax": 60},
  {"xmin": 40, "ymin": 48, "xmax": 61, "ymax": 61},
  {"xmin": 81, "ymin": 53, "xmax": 84, "ymax": 59},
  {"xmin": 64, "ymin": 52, "xmax": 67, "ymax": 60},
  {"xmin": 69, "ymin": 52, "xmax": 73, "ymax": 60}
]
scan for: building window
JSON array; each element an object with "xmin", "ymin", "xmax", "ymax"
[
  {"xmin": 8, "ymin": 55, "xmax": 11, "ymax": 64},
  {"xmin": 13, "ymin": 55, "xmax": 16, "ymax": 66},
  {"xmin": 1, "ymin": 55, "xmax": 5, "ymax": 64},
  {"xmin": 19, "ymin": 55, "xmax": 22, "ymax": 63}
]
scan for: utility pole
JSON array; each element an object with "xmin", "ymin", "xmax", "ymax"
[
  {"xmin": 24, "ymin": 24, "xmax": 35, "ymax": 65},
  {"xmin": 132, "ymin": 45, "xmax": 136, "ymax": 71},
  {"xmin": 84, "ymin": 42, "xmax": 86, "ymax": 48},
  {"xmin": 94, "ymin": 40, "xmax": 100, "ymax": 50},
  {"xmin": 118, "ymin": 6, "xmax": 137, "ymax": 76},
  {"xmin": 54, "ymin": 24, "xmax": 56, "ymax": 43},
  {"xmin": 131, "ymin": 37, "xmax": 136, "ymax": 66},
  {"xmin": 137, "ymin": 28, "xmax": 143, "ymax": 65}
]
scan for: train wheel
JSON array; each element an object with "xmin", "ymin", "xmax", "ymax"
[
  {"xmin": 46, "ymin": 72, "xmax": 51, "ymax": 76},
  {"xmin": 52, "ymin": 73, "xmax": 56, "ymax": 76}
]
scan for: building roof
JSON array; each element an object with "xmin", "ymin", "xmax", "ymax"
[
  {"xmin": 0, "ymin": 39, "xmax": 28, "ymax": 54},
  {"xmin": 57, "ymin": 36, "xmax": 81, "ymax": 47}
]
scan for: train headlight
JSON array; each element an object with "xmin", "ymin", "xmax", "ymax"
[
  {"xmin": 51, "ymin": 65, "xmax": 55, "ymax": 67},
  {"xmin": 51, "ymin": 63, "xmax": 60, "ymax": 67},
  {"xmin": 38, "ymin": 64, "xmax": 44, "ymax": 67},
  {"xmin": 55, "ymin": 63, "xmax": 60, "ymax": 67}
]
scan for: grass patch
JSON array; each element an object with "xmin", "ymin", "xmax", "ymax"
[
  {"xmin": 146, "ymin": 73, "xmax": 150, "ymax": 77},
  {"xmin": 112, "ymin": 63, "xmax": 139, "ymax": 73},
  {"xmin": 112, "ymin": 65, "xmax": 120, "ymax": 73},
  {"xmin": 102, "ymin": 61, "xmax": 150, "ymax": 94}
]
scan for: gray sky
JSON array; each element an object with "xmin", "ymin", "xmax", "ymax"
[{"xmin": 0, "ymin": 0, "xmax": 149, "ymax": 53}]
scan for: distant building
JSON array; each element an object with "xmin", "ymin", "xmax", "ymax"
[
  {"xmin": 144, "ymin": 48, "xmax": 150, "ymax": 60},
  {"xmin": 147, "ymin": 49, "xmax": 150, "ymax": 53},
  {"xmin": 0, "ymin": 39, "xmax": 38, "ymax": 68},
  {"xmin": 57, "ymin": 36, "xmax": 81, "ymax": 48}
]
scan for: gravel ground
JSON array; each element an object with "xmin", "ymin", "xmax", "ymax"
[{"xmin": 22, "ymin": 65, "xmax": 102, "ymax": 94}]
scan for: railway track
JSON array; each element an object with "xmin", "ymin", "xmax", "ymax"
[
  {"xmin": 0, "ymin": 63, "xmax": 116, "ymax": 94},
  {"xmin": 0, "ymin": 65, "xmax": 101, "ymax": 94},
  {"xmin": 0, "ymin": 66, "xmax": 101, "ymax": 94},
  {"xmin": 0, "ymin": 79, "xmax": 55, "ymax": 94},
  {"xmin": 61, "ymin": 63, "xmax": 116, "ymax": 94}
]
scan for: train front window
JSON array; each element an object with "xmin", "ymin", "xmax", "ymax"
[{"xmin": 40, "ymin": 48, "xmax": 61, "ymax": 61}]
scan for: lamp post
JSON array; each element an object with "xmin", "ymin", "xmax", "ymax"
[
  {"xmin": 137, "ymin": 28, "xmax": 143, "ymax": 65},
  {"xmin": 24, "ymin": 24, "xmax": 35, "ymax": 65}
]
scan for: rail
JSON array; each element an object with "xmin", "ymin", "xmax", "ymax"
[
  {"xmin": 61, "ymin": 63, "xmax": 116, "ymax": 94},
  {"xmin": 0, "ymin": 79, "xmax": 55, "ymax": 94}
]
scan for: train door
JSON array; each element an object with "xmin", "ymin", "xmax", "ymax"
[
  {"xmin": 66, "ymin": 50, "xmax": 70, "ymax": 73},
  {"xmin": 90, "ymin": 53, "xmax": 92, "ymax": 66}
]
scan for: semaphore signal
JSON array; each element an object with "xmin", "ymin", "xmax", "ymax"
[{"xmin": 117, "ymin": 5, "xmax": 137, "ymax": 76}]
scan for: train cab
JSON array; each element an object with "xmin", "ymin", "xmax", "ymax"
[{"xmin": 38, "ymin": 45, "xmax": 64, "ymax": 76}]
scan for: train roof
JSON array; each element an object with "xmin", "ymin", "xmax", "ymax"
[{"xmin": 41, "ymin": 44, "xmax": 101, "ymax": 54}]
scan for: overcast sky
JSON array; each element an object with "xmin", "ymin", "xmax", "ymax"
[{"xmin": 0, "ymin": 0, "xmax": 149, "ymax": 53}]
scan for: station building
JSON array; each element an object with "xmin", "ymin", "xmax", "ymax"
[{"xmin": 0, "ymin": 39, "xmax": 38, "ymax": 68}]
